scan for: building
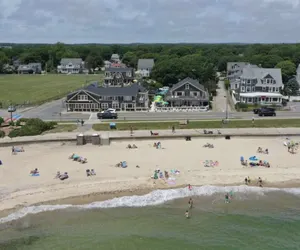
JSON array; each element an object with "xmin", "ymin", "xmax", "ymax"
[
  {"xmin": 66, "ymin": 83, "xmax": 149, "ymax": 112},
  {"xmin": 165, "ymin": 77, "xmax": 209, "ymax": 107},
  {"xmin": 111, "ymin": 54, "xmax": 121, "ymax": 63},
  {"xmin": 231, "ymin": 65, "xmax": 284, "ymax": 105},
  {"xmin": 104, "ymin": 67, "xmax": 134, "ymax": 87},
  {"xmin": 227, "ymin": 62, "xmax": 251, "ymax": 81},
  {"xmin": 57, "ymin": 58, "xmax": 85, "ymax": 74},
  {"xmin": 137, "ymin": 59, "xmax": 155, "ymax": 77},
  {"xmin": 17, "ymin": 63, "xmax": 42, "ymax": 74}
]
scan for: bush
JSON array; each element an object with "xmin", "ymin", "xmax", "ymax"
[
  {"xmin": 16, "ymin": 120, "xmax": 21, "ymax": 126},
  {"xmin": 8, "ymin": 119, "xmax": 58, "ymax": 138},
  {"xmin": 9, "ymin": 121, "xmax": 15, "ymax": 126},
  {"xmin": 0, "ymin": 117, "xmax": 4, "ymax": 126},
  {"xmin": 0, "ymin": 130, "xmax": 5, "ymax": 138}
]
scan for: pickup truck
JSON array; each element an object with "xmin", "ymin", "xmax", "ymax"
[{"xmin": 97, "ymin": 111, "xmax": 118, "ymax": 119}]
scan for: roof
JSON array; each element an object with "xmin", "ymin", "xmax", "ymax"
[
  {"xmin": 60, "ymin": 58, "xmax": 83, "ymax": 65},
  {"xmin": 240, "ymin": 66, "xmax": 283, "ymax": 87},
  {"xmin": 240, "ymin": 92, "xmax": 283, "ymax": 98},
  {"xmin": 169, "ymin": 77, "xmax": 205, "ymax": 92},
  {"xmin": 137, "ymin": 59, "xmax": 155, "ymax": 70},
  {"xmin": 111, "ymin": 54, "xmax": 120, "ymax": 59},
  {"xmin": 106, "ymin": 67, "xmax": 132, "ymax": 72},
  {"xmin": 81, "ymin": 83, "xmax": 147, "ymax": 96},
  {"xmin": 227, "ymin": 62, "xmax": 249, "ymax": 71}
]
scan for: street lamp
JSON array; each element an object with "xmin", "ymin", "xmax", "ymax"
[{"xmin": 8, "ymin": 105, "xmax": 16, "ymax": 125}]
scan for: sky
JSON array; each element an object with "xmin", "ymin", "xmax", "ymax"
[{"xmin": 1, "ymin": 0, "xmax": 300, "ymax": 44}]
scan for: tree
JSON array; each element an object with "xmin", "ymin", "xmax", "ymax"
[
  {"xmin": 275, "ymin": 60, "xmax": 296, "ymax": 83},
  {"xmin": 85, "ymin": 52, "xmax": 103, "ymax": 69},
  {"xmin": 283, "ymin": 78, "xmax": 299, "ymax": 97},
  {"xmin": 122, "ymin": 52, "xmax": 137, "ymax": 68},
  {"xmin": 0, "ymin": 51, "xmax": 9, "ymax": 73}
]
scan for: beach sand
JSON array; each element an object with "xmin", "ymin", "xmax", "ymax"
[{"xmin": 0, "ymin": 136, "xmax": 299, "ymax": 212}]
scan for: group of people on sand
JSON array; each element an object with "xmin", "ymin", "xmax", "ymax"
[
  {"xmin": 257, "ymin": 147, "xmax": 269, "ymax": 154},
  {"xmin": 127, "ymin": 144, "xmax": 138, "ymax": 149},
  {"xmin": 30, "ymin": 168, "xmax": 39, "ymax": 175},
  {"xmin": 152, "ymin": 169, "xmax": 169, "ymax": 180},
  {"xmin": 69, "ymin": 153, "xmax": 87, "ymax": 164},
  {"xmin": 55, "ymin": 171, "xmax": 69, "ymax": 180},
  {"xmin": 12, "ymin": 146, "xmax": 25, "ymax": 154},
  {"xmin": 86, "ymin": 169, "xmax": 96, "ymax": 176},
  {"xmin": 244, "ymin": 176, "xmax": 263, "ymax": 187},
  {"xmin": 153, "ymin": 142, "xmax": 162, "ymax": 149}
]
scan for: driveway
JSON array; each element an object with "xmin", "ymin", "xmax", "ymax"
[{"xmin": 213, "ymin": 79, "xmax": 232, "ymax": 113}]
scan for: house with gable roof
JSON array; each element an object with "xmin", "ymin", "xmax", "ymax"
[
  {"xmin": 57, "ymin": 58, "xmax": 85, "ymax": 74},
  {"xmin": 137, "ymin": 59, "xmax": 155, "ymax": 77},
  {"xmin": 165, "ymin": 77, "xmax": 209, "ymax": 107}
]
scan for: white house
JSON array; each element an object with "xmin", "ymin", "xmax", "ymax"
[
  {"xmin": 231, "ymin": 65, "xmax": 284, "ymax": 105},
  {"xmin": 57, "ymin": 58, "xmax": 85, "ymax": 74},
  {"xmin": 137, "ymin": 59, "xmax": 155, "ymax": 77}
]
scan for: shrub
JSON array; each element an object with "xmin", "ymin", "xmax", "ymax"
[
  {"xmin": 16, "ymin": 120, "xmax": 21, "ymax": 126},
  {"xmin": 0, "ymin": 117, "xmax": 4, "ymax": 126},
  {"xmin": 0, "ymin": 130, "xmax": 5, "ymax": 138},
  {"xmin": 9, "ymin": 121, "xmax": 15, "ymax": 126},
  {"xmin": 8, "ymin": 119, "xmax": 58, "ymax": 137}
]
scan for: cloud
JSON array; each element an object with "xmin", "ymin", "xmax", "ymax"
[{"xmin": 0, "ymin": 0, "xmax": 300, "ymax": 43}]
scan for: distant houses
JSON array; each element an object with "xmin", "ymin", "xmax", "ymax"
[
  {"xmin": 104, "ymin": 67, "xmax": 134, "ymax": 87},
  {"xmin": 137, "ymin": 59, "xmax": 155, "ymax": 77},
  {"xmin": 57, "ymin": 58, "xmax": 86, "ymax": 74},
  {"xmin": 17, "ymin": 63, "xmax": 42, "ymax": 74}
]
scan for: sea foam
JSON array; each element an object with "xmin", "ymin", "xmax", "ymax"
[{"xmin": 1, "ymin": 185, "xmax": 300, "ymax": 224}]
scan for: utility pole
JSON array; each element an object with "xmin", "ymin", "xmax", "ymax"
[{"xmin": 225, "ymin": 88, "xmax": 229, "ymax": 120}]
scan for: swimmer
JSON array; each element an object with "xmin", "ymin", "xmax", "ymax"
[
  {"xmin": 225, "ymin": 193, "xmax": 230, "ymax": 203},
  {"xmin": 185, "ymin": 210, "xmax": 190, "ymax": 219},
  {"xmin": 188, "ymin": 184, "xmax": 192, "ymax": 191},
  {"xmin": 188, "ymin": 198, "xmax": 193, "ymax": 209},
  {"xmin": 244, "ymin": 177, "xmax": 248, "ymax": 185}
]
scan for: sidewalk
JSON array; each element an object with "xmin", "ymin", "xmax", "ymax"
[{"xmin": 0, "ymin": 128, "xmax": 299, "ymax": 145}]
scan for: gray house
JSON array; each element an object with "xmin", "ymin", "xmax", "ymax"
[
  {"xmin": 104, "ymin": 67, "xmax": 134, "ymax": 87},
  {"xmin": 137, "ymin": 59, "xmax": 155, "ymax": 77},
  {"xmin": 165, "ymin": 77, "xmax": 209, "ymax": 107},
  {"xmin": 227, "ymin": 62, "xmax": 250, "ymax": 81},
  {"xmin": 232, "ymin": 65, "xmax": 284, "ymax": 104},
  {"xmin": 66, "ymin": 83, "xmax": 149, "ymax": 112},
  {"xmin": 57, "ymin": 58, "xmax": 85, "ymax": 74},
  {"xmin": 17, "ymin": 63, "xmax": 42, "ymax": 74}
]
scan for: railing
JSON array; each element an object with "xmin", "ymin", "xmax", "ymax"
[{"xmin": 152, "ymin": 106, "xmax": 209, "ymax": 112}]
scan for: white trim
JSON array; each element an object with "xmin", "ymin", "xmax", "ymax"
[
  {"xmin": 239, "ymin": 92, "xmax": 282, "ymax": 98},
  {"xmin": 67, "ymin": 90, "xmax": 100, "ymax": 104},
  {"xmin": 172, "ymin": 80, "xmax": 204, "ymax": 92}
]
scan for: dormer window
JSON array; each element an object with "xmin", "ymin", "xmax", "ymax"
[{"xmin": 185, "ymin": 83, "xmax": 189, "ymax": 90}]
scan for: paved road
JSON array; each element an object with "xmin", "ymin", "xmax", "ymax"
[{"xmin": 213, "ymin": 79, "xmax": 231, "ymax": 112}]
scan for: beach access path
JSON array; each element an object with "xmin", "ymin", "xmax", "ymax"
[{"xmin": 0, "ymin": 128, "xmax": 300, "ymax": 145}]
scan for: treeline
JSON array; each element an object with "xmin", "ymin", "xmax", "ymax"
[{"xmin": 1, "ymin": 43, "xmax": 300, "ymax": 90}]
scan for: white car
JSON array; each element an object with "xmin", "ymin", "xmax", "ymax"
[{"xmin": 101, "ymin": 108, "xmax": 116, "ymax": 113}]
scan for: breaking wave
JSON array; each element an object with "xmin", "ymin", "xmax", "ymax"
[{"xmin": 1, "ymin": 185, "xmax": 300, "ymax": 224}]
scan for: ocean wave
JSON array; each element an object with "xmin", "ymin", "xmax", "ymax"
[{"xmin": 1, "ymin": 185, "xmax": 300, "ymax": 224}]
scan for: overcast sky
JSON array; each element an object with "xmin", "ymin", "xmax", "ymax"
[{"xmin": 0, "ymin": 0, "xmax": 300, "ymax": 43}]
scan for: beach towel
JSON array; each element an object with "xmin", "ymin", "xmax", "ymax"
[
  {"xmin": 167, "ymin": 177, "xmax": 176, "ymax": 185},
  {"xmin": 249, "ymin": 156, "xmax": 258, "ymax": 161},
  {"xmin": 30, "ymin": 173, "xmax": 40, "ymax": 176}
]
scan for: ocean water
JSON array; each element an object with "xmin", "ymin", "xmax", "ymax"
[{"xmin": 1, "ymin": 185, "xmax": 300, "ymax": 250}]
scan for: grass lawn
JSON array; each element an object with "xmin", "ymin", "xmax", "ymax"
[
  {"xmin": 43, "ymin": 124, "xmax": 77, "ymax": 134},
  {"xmin": 0, "ymin": 74, "xmax": 103, "ymax": 107},
  {"xmin": 92, "ymin": 119, "xmax": 300, "ymax": 131}
]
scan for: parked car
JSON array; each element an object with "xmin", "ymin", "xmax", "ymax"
[
  {"xmin": 258, "ymin": 108, "xmax": 276, "ymax": 116},
  {"xmin": 253, "ymin": 108, "xmax": 261, "ymax": 114},
  {"xmin": 101, "ymin": 108, "xmax": 116, "ymax": 113},
  {"xmin": 97, "ymin": 111, "xmax": 118, "ymax": 119}
]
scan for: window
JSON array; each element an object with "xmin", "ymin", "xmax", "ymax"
[
  {"xmin": 193, "ymin": 92, "xmax": 198, "ymax": 97},
  {"xmin": 101, "ymin": 103, "xmax": 108, "ymax": 109},
  {"xmin": 241, "ymin": 86, "xmax": 245, "ymax": 92},
  {"xmin": 247, "ymin": 79, "xmax": 250, "ymax": 84},
  {"xmin": 112, "ymin": 103, "xmax": 119, "ymax": 109},
  {"xmin": 185, "ymin": 84, "xmax": 189, "ymax": 90},
  {"xmin": 248, "ymin": 98, "xmax": 252, "ymax": 103},
  {"xmin": 176, "ymin": 91, "xmax": 184, "ymax": 96},
  {"xmin": 252, "ymin": 87, "xmax": 255, "ymax": 91},
  {"xmin": 275, "ymin": 87, "xmax": 279, "ymax": 92},
  {"xmin": 78, "ymin": 95, "xmax": 88, "ymax": 101},
  {"xmin": 273, "ymin": 98, "xmax": 278, "ymax": 102},
  {"xmin": 246, "ymin": 87, "xmax": 251, "ymax": 92}
]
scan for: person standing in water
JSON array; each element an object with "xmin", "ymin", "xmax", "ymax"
[
  {"xmin": 185, "ymin": 210, "xmax": 190, "ymax": 219},
  {"xmin": 188, "ymin": 184, "xmax": 192, "ymax": 191},
  {"xmin": 258, "ymin": 177, "xmax": 263, "ymax": 187},
  {"xmin": 225, "ymin": 193, "xmax": 230, "ymax": 203},
  {"xmin": 188, "ymin": 198, "xmax": 193, "ymax": 209}
]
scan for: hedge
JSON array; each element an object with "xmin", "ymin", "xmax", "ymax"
[
  {"xmin": 0, "ymin": 130, "xmax": 5, "ymax": 138},
  {"xmin": 8, "ymin": 118, "xmax": 57, "ymax": 138}
]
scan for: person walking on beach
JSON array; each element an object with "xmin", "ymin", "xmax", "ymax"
[
  {"xmin": 244, "ymin": 177, "xmax": 248, "ymax": 185},
  {"xmin": 188, "ymin": 198, "xmax": 193, "ymax": 209},
  {"xmin": 172, "ymin": 125, "xmax": 175, "ymax": 133},
  {"xmin": 130, "ymin": 126, "xmax": 133, "ymax": 136}
]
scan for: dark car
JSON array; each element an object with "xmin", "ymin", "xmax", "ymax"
[
  {"xmin": 97, "ymin": 111, "xmax": 118, "ymax": 119},
  {"xmin": 253, "ymin": 108, "xmax": 261, "ymax": 114},
  {"xmin": 258, "ymin": 108, "xmax": 276, "ymax": 117}
]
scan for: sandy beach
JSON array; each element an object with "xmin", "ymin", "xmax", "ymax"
[{"xmin": 0, "ymin": 136, "xmax": 300, "ymax": 212}]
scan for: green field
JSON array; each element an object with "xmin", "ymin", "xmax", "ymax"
[
  {"xmin": 0, "ymin": 74, "xmax": 103, "ymax": 107},
  {"xmin": 92, "ymin": 119, "xmax": 300, "ymax": 131}
]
